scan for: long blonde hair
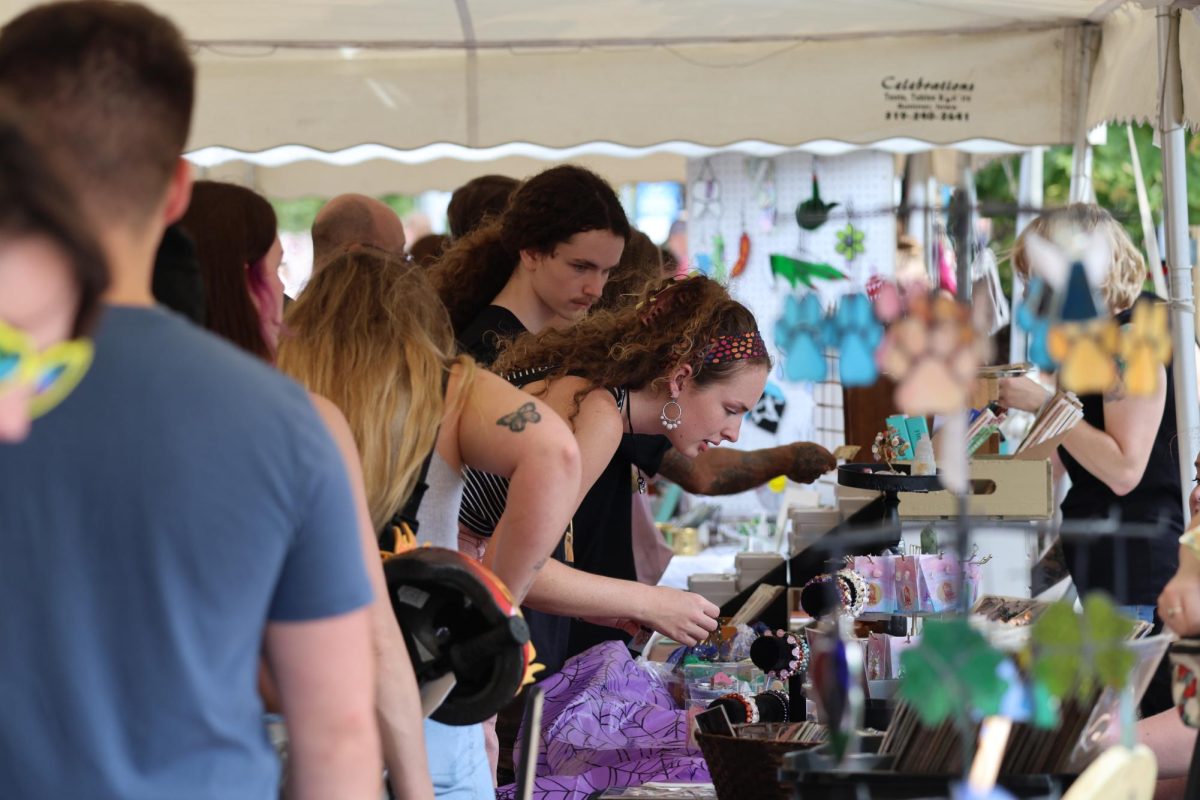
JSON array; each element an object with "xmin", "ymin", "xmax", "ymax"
[{"xmin": 278, "ymin": 247, "xmax": 474, "ymax": 530}]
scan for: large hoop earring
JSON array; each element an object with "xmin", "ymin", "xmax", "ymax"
[{"xmin": 660, "ymin": 400, "xmax": 683, "ymax": 431}]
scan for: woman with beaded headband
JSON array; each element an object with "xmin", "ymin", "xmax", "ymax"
[{"xmin": 460, "ymin": 275, "xmax": 771, "ymax": 671}]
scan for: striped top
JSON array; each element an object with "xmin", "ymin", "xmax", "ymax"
[{"xmin": 458, "ymin": 381, "xmax": 626, "ymax": 537}]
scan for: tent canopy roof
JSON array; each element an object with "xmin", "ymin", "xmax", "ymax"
[{"xmin": 1, "ymin": 1, "xmax": 1192, "ymax": 172}]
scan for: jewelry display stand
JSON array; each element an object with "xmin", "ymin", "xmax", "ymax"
[{"xmin": 837, "ymin": 463, "xmax": 942, "ymax": 526}]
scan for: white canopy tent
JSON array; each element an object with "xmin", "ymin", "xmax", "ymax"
[
  {"xmin": 1, "ymin": 0, "xmax": 1195, "ymax": 512},
  {"xmin": 0, "ymin": 0, "xmax": 1191, "ymax": 193}
]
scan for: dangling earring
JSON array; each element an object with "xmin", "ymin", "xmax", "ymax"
[{"xmin": 660, "ymin": 400, "xmax": 683, "ymax": 431}]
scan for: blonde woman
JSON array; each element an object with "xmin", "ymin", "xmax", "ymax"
[
  {"xmin": 999, "ymin": 204, "xmax": 1177, "ymax": 716},
  {"xmin": 278, "ymin": 247, "xmax": 580, "ymax": 798}
]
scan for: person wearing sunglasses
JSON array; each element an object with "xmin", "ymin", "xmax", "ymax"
[{"xmin": 0, "ymin": 105, "xmax": 107, "ymax": 442}]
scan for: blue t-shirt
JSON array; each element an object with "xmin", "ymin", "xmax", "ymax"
[{"xmin": 0, "ymin": 306, "xmax": 373, "ymax": 799}]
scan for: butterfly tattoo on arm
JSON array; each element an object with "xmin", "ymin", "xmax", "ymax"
[{"xmin": 497, "ymin": 402, "xmax": 541, "ymax": 432}]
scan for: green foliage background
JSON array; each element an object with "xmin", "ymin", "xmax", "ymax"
[{"xmin": 975, "ymin": 124, "xmax": 1200, "ymax": 297}]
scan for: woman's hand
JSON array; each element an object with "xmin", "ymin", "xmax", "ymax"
[
  {"xmin": 997, "ymin": 376, "xmax": 1051, "ymax": 413},
  {"xmin": 1159, "ymin": 542, "xmax": 1200, "ymax": 636},
  {"xmin": 630, "ymin": 585, "xmax": 719, "ymax": 646}
]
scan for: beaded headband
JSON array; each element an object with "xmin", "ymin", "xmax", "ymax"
[{"xmin": 703, "ymin": 331, "xmax": 768, "ymax": 365}]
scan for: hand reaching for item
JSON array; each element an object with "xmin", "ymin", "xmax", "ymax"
[
  {"xmin": 1159, "ymin": 537, "xmax": 1200, "ymax": 636},
  {"xmin": 632, "ymin": 585, "xmax": 719, "ymax": 646},
  {"xmin": 786, "ymin": 442, "xmax": 837, "ymax": 484},
  {"xmin": 997, "ymin": 376, "xmax": 1052, "ymax": 413}
]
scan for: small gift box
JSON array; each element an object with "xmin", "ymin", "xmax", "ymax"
[
  {"xmin": 866, "ymin": 632, "xmax": 891, "ymax": 680},
  {"xmin": 854, "ymin": 555, "xmax": 895, "ymax": 614},
  {"xmin": 919, "ymin": 554, "xmax": 962, "ymax": 613},
  {"xmin": 894, "ymin": 555, "xmax": 921, "ymax": 614}
]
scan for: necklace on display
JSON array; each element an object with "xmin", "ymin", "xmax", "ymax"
[{"xmin": 626, "ymin": 391, "xmax": 648, "ymax": 494}]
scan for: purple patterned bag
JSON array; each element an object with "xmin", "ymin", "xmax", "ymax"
[{"xmin": 496, "ymin": 641, "xmax": 709, "ymax": 800}]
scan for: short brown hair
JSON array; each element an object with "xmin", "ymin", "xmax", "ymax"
[
  {"xmin": 0, "ymin": 100, "xmax": 107, "ymax": 336},
  {"xmin": 0, "ymin": 1, "xmax": 195, "ymax": 224},
  {"xmin": 1012, "ymin": 204, "xmax": 1147, "ymax": 313}
]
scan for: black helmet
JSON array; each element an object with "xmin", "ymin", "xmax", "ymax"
[{"xmin": 383, "ymin": 547, "xmax": 537, "ymax": 725}]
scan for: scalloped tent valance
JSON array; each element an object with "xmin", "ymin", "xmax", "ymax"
[{"xmin": 0, "ymin": 0, "xmax": 1190, "ymax": 154}]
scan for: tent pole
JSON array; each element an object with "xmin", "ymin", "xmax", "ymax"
[
  {"xmin": 1156, "ymin": 5, "xmax": 1198, "ymax": 519},
  {"xmin": 1012, "ymin": 147, "xmax": 1045, "ymax": 363},
  {"xmin": 1068, "ymin": 27, "xmax": 1099, "ymax": 203},
  {"xmin": 952, "ymin": 153, "xmax": 975, "ymax": 302}
]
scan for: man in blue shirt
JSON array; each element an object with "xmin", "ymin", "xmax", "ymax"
[{"xmin": 0, "ymin": 3, "xmax": 388, "ymax": 797}]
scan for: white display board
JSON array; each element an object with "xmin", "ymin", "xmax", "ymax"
[{"xmin": 685, "ymin": 150, "xmax": 896, "ymax": 512}]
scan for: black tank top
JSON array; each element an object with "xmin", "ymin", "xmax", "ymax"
[{"xmin": 1059, "ymin": 293, "xmax": 1182, "ymax": 604}]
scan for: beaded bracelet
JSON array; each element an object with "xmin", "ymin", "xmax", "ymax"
[
  {"xmin": 716, "ymin": 692, "xmax": 758, "ymax": 724},
  {"xmin": 761, "ymin": 689, "xmax": 791, "ymax": 723},
  {"xmin": 760, "ymin": 628, "xmax": 810, "ymax": 679},
  {"xmin": 836, "ymin": 568, "xmax": 868, "ymax": 618},
  {"xmin": 800, "ymin": 573, "xmax": 843, "ymax": 618}
]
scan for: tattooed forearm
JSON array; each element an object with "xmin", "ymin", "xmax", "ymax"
[
  {"xmin": 659, "ymin": 442, "xmax": 834, "ymax": 495},
  {"xmin": 705, "ymin": 450, "xmax": 782, "ymax": 495},
  {"xmin": 496, "ymin": 401, "xmax": 541, "ymax": 432},
  {"xmin": 660, "ymin": 447, "xmax": 784, "ymax": 495}
]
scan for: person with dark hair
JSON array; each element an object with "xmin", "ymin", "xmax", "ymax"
[
  {"xmin": 594, "ymin": 229, "xmax": 663, "ymax": 314},
  {"xmin": 409, "ymin": 232, "xmax": 449, "ymax": 267},
  {"xmin": 179, "ymin": 180, "xmax": 284, "ymax": 360},
  {"xmin": 0, "ymin": 3, "xmax": 401, "ymax": 798},
  {"xmin": 431, "ymin": 164, "xmax": 630, "ymax": 343},
  {"xmin": 151, "ymin": 223, "xmax": 205, "ymax": 325},
  {"xmin": 462, "ymin": 276, "xmax": 773, "ymax": 672},
  {"xmin": 0, "ymin": 101, "xmax": 107, "ymax": 442},
  {"xmin": 446, "ymin": 173, "xmax": 520, "ymax": 241},
  {"xmin": 310, "ymin": 192, "xmax": 407, "ymax": 274}
]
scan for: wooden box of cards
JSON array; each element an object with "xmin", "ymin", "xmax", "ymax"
[{"xmin": 897, "ymin": 456, "xmax": 1053, "ymax": 520}]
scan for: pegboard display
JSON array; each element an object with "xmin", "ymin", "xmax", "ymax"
[{"xmin": 686, "ymin": 150, "xmax": 896, "ymax": 511}]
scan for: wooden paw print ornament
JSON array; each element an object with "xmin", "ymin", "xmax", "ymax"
[
  {"xmin": 877, "ymin": 292, "xmax": 988, "ymax": 416},
  {"xmin": 1119, "ymin": 299, "xmax": 1171, "ymax": 396}
]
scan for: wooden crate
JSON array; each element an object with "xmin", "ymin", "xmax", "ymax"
[{"xmin": 898, "ymin": 456, "xmax": 1053, "ymax": 520}]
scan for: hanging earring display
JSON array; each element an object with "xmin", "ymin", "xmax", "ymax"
[
  {"xmin": 690, "ymin": 159, "xmax": 722, "ymax": 220},
  {"xmin": 660, "ymin": 400, "xmax": 682, "ymax": 431},
  {"xmin": 744, "ymin": 157, "xmax": 777, "ymax": 234}
]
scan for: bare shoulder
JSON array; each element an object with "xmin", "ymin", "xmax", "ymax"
[{"xmin": 308, "ymin": 392, "xmax": 353, "ymax": 442}]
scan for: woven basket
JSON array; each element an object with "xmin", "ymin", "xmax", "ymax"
[{"xmin": 696, "ymin": 724, "xmax": 822, "ymax": 800}]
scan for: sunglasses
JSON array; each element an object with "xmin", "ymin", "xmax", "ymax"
[{"xmin": 0, "ymin": 317, "xmax": 93, "ymax": 419}]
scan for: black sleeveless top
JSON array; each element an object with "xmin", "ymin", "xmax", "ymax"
[
  {"xmin": 456, "ymin": 305, "xmax": 671, "ymax": 671},
  {"xmin": 1059, "ymin": 293, "xmax": 1182, "ymax": 605}
]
